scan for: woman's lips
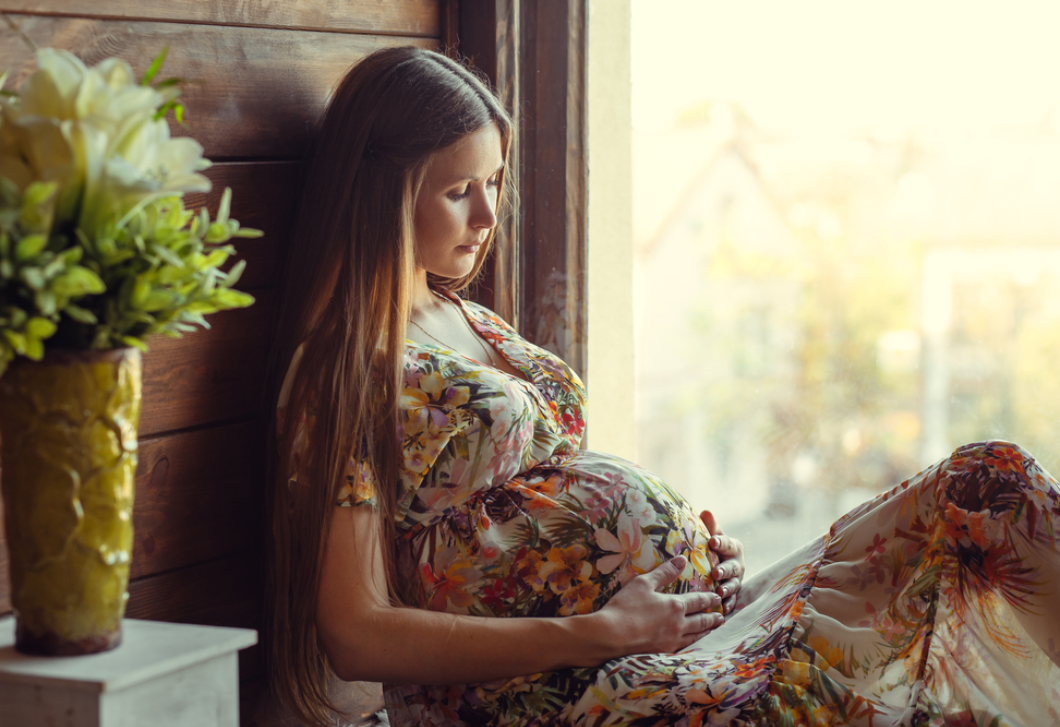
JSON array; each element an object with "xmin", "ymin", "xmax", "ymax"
[{"xmin": 458, "ymin": 242, "xmax": 482, "ymax": 254}]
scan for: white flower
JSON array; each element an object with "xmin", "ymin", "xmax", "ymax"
[
  {"xmin": 595, "ymin": 512, "xmax": 658, "ymax": 582},
  {"xmin": 625, "ymin": 488, "xmax": 654, "ymax": 521},
  {"xmin": 0, "ymin": 47, "xmax": 211, "ymax": 237}
]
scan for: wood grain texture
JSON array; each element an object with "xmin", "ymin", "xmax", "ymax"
[
  {"xmin": 517, "ymin": 0, "xmax": 588, "ymax": 378},
  {"xmin": 140, "ymin": 291, "xmax": 277, "ymax": 438},
  {"xmin": 458, "ymin": 1, "xmax": 521, "ymax": 326},
  {"xmin": 440, "ymin": 0, "xmax": 460, "ymax": 53},
  {"xmin": 131, "ymin": 420, "xmax": 263, "ymax": 580},
  {"xmin": 127, "ymin": 550, "xmax": 262, "ymax": 627},
  {"xmin": 188, "ymin": 162, "xmax": 299, "ymax": 292},
  {"xmin": 0, "ymin": 16, "xmax": 437, "ymax": 159},
  {"xmin": 0, "ymin": 0, "xmax": 441, "ymax": 37},
  {"xmin": 0, "ymin": 499, "xmax": 8, "ymax": 616}
]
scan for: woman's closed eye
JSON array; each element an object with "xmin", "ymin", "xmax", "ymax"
[
  {"xmin": 448, "ymin": 177, "xmax": 500, "ymax": 202},
  {"xmin": 448, "ymin": 184, "xmax": 471, "ymax": 201}
]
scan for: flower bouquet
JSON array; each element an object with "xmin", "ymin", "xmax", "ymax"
[{"xmin": 0, "ymin": 45, "xmax": 259, "ymax": 655}]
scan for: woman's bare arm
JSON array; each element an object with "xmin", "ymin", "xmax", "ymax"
[{"xmin": 316, "ymin": 506, "xmax": 724, "ymax": 684}]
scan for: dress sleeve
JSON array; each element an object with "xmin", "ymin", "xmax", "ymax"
[{"xmin": 335, "ymin": 448, "xmax": 378, "ymax": 507}]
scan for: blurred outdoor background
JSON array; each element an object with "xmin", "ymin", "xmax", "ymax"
[{"xmin": 631, "ymin": 0, "xmax": 1060, "ymax": 575}]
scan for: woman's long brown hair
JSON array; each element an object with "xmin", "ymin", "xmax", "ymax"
[{"xmin": 263, "ymin": 47, "xmax": 513, "ymax": 726}]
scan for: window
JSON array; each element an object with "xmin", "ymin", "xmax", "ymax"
[{"xmin": 632, "ymin": 0, "xmax": 1060, "ymax": 574}]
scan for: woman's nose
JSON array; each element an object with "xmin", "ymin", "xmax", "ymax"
[{"xmin": 471, "ymin": 187, "xmax": 498, "ymax": 230}]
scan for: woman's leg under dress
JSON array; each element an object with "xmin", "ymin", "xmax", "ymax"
[{"xmin": 571, "ymin": 441, "xmax": 1060, "ymax": 727}]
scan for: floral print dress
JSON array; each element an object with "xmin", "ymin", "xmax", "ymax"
[{"xmin": 329, "ymin": 293, "xmax": 1060, "ymax": 727}]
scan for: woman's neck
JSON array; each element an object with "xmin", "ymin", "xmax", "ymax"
[{"xmin": 410, "ymin": 269, "xmax": 434, "ymax": 316}]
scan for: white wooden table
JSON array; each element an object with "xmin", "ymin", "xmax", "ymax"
[{"xmin": 0, "ymin": 616, "xmax": 258, "ymax": 727}]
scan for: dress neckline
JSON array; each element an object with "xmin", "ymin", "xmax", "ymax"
[{"xmin": 406, "ymin": 291, "xmax": 533, "ymax": 385}]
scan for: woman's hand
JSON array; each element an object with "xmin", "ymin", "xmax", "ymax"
[
  {"xmin": 587, "ymin": 556, "xmax": 725, "ymax": 661},
  {"xmin": 700, "ymin": 510, "xmax": 746, "ymax": 614},
  {"xmin": 320, "ymin": 508, "xmax": 729, "ymax": 683}
]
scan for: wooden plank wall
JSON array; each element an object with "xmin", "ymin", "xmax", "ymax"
[{"xmin": 0, "ymin": 2, "xmax": 441, "ymax": 723}]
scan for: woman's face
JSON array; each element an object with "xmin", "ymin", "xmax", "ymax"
[{"xmin": 413, "ymin": 123, "xmax": 503, "ymax": 280}]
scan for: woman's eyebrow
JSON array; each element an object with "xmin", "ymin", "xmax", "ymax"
[{"xmin": 444, "ymin": 163, "xmax": 505, "ymax": 184}]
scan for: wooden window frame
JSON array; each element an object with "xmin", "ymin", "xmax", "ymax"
[{"xmin": 446, "ymin": 0, "xmax": 590, "ymax": 378}]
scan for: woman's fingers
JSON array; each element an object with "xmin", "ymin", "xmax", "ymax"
[
  {"xmin": 717, "ymin": 576, "xmax": 740, "ymax": 598},
  {"xmin": 699, "ymin": 509, "xmax": 722, "ymax": 536},
  {"xmin": 644, "ymin": 555, "xmax": 686, "ymax": 590},
  {"xmin": 698, "ymin": 509, "xmax": 747, "ymax": 616},
  {"xmin": 681, "ymin": 590, "xmax": 721, "ymax": 615},
  {"xmin": 600, "ymin": 556, "xmax": 730, "ymax": 656},
  {"xmin": 711, "ymin": 552, "xmax": 745, "ymax": 580},
  {"xmin": 683, "ymin": 610, "xmax": 725, "ymax": 639},
  {"xmin": 709, "ymin": 534, "xmax": 740, "ymax": 557}
]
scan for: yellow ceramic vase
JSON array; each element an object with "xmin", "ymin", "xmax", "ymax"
[{"xmin": 0, "ymin": 348, "xmax": 141, "ymax": 655}]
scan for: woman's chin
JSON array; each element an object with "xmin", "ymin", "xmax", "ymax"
[{"xmin": 431, "ymin": 257, "xmax": 479, "ymax": 279}]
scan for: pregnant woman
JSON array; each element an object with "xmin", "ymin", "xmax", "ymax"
[{"xmin": 265, "ymin": 47, "xmax": 1060, "ymax": 727}]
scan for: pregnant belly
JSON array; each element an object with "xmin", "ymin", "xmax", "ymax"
[{"xmin": 400, "ymin": 450, "xmax": 721, "ymax": 618}]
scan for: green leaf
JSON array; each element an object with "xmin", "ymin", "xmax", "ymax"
[
  {"xmin": 157, "ymin": 265, "xmax": 193, "ymax": 285},
  {"xmin": 41, "ymin": 255, "xmax": 65, "ymax": 278},
  {"xmin": 7, "ymin": 308, "xmax": 26, "ymax": 327},
  {"xmin": 141, "ymin": 290, "xmax": 175, "ymax": 312},
  {"xmin": 153, "ymin": 99, "xmax": 186, "ymax": 123},
  {"xmin": 24, "ymin": 336, "xmax": 43, "ymax": 360},
  {"xmin": 21, "ymin": 267, "xmax": 44, "ymax": 290},
  {"xmin": 222, "ymin": 259, "xmax": 247, "ymax": 287},
  {"xmin": 35, "ymin": 290, "xmax": 57, "ymax": 316},
  {"xmin": 23, "ymin": 181, "xmax": 57, "ymax": 208},
  {"xmin": 60, "ymin": 247, "xmax": 84, "ymax": 265},
  {"xmin": 204, "ymin": 222, "xmax": 228, "ymax": 243},
  {"xmin": 53, "ymin": 267, "xmax": 106, "ymax": 297},
  {"xmin": 152, "ymin": 244, "xmax": 185, "ymax": 268},
  {"xmin": 128, "ymin": 310, "xmax": 156, "ymax": 326},
  {"xmin": 2, "ymin": 330, "xmax": 26, "ymax": 354},
  {"xmin": 97, "ymin": 237, "xmax": 118, "ymax": 259},
  {"xmin": 120, "ymin": 336, "xmax": 149, "ymax": 351},
  {"xmin": 216, "ymin": 187, "xmax": 232, "ymax": 225},
  {"xmin": 25, "ymin": 317, "xmax": 56, "ymax": 339},
  {"xmin": 65, "ymin": 305, "xmax": 98, "ymax": 324},
  {"xmin": 211, "ymin": 288, "xmax": 255, "ymax": 309},
  {"xmin": 140, "ymin": 47, "xmax": 169, "ymax": 86},
  {"xmin": 131, "ymin": 277, "xmax": 151, "ymax": 307},
  {"xmin": 15, "ymin": 234, "xmax": 47, "ymax": 261},
  {"xmin": 176, "ymin": 310, "xmax": 209, "ymax": 328},
  {"xmin": 185, "ymin": 300, "xmax": 221, "ymax": 315},
  {"xmin": 204, "ymin": 248, "xmax": 230, "ymax": 268},
  {"xmin": 232, "ymin": 226, "xmax": 264, "ymax": 238}
]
